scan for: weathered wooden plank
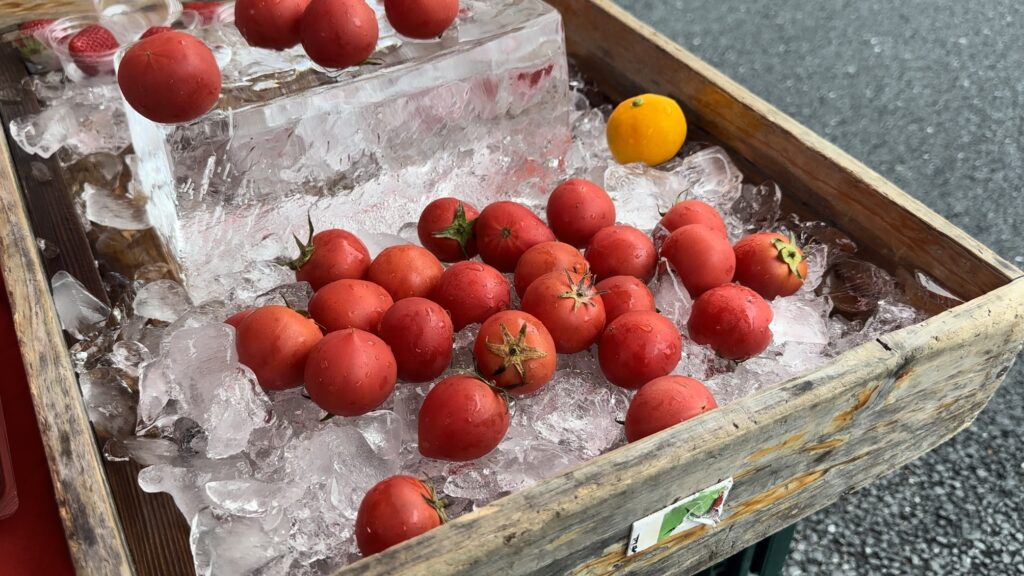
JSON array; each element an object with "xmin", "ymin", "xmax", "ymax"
[
  {"xmin": 0, "ymin": 0, "xmax": 91, "ymax": 27},
  {"xmin": 339, "ymin": 278, "xmax": 1023, "ymax": 576},
  {"xmin": 0, "ymin": 114, "xmax": 134, "ymax": 575},
  {"xmin": 548, "ymin": 0, "xmax": 1022, "ymax": 300}
]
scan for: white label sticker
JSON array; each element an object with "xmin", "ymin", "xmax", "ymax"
[{"xmin": 626, "ymin": 477, "xmax": 733, "ymax": 556}]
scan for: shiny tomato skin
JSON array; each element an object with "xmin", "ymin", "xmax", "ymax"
[
  {"xmin": 384, "ymin": 0, "xmax": 459, "ymax": 39},
  {"xmin": 416, "ymin": 197, "xmax": 479, "ymax": 262},
  {"xmin": 473, "ymin": 310, "xmax": 556, "ymax": 395},
  {"xmin": 594, "ymin": 275, "xmax": 656, "ymax": 323},
  {"xmin": 235, "ymin": 0, "xmax": 310, "ymax": 49},
  {"xmin": 355, "ymin": 475, "xmax": 444, "ymax": 556},
  {"xmin": 512, "ymin": 241, "xmax": 587, "ymax": 298},
  {"xmin": 660, "ymin": 224, "xmax": 736, "ymax": 298},
  {"xmin": 308, "ymin": 279, "xmax": 393, "ymax": 334},
  {"xmin": 521, "ymin": 270, "xmax": 605, "ymax": 353},
  {"xmin": 304, "ymin": 328, "xmax": 397, "ymax": 416},
  {"xmin": 225, "ymin": 307, "xmax": 256, "ymax": 328},
  {"xmin": 367, "ymin": 244, "xmax": 444, "ymax": 301},
  {"xmin": 624, "ymin": 376, "xmax": 717, "ymax": 442},
  {"xmin": 431, "ymin": 261, "xmax": 510, "ymax": 331},
  {"xmin": 687, "ymin": 284, "xmax": 773, "ymax": 360},
  {"xmin": 585, "ymin": 225, "xmax": 657, "ymax": 282},
  {"xmin": 474, "ymin": 201, "xmax": 556, "ymax": 273},
  {"xmin": 545, "ymin": 178, "xmax": 616, "ymax": 248},
  {"xmin": 598, "ymin": 311, "xmax": 682, "ymax": 389},
  {"xmin": 116, "ymin": 31, "xmax": 221, "ymax": 124},
  {"xmin": 377, "ymin": 297, "xmax": 453, "ymax": 382},
  {"xmin": 732, "ymin": 232, "xmax": 809, "ymax": 300},
  {"xmin": 418, "ymin": 375, "xmax": 509, "ymax": 461},
  {"xmin": 236, "ymin": 305, "xmax": 323, "ymax": 390},
  {"xmin": 300, "ymin": 0, "xmax": 379, "ymax": 68},
  {"xmin": 659, "ymin": 199, "xmax": 727, "ymax": 237},
  {"xmin": 295, "ymin": 229, "xmax": 371, "ymax": 291}
]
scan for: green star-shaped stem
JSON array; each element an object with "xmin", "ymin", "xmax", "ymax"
[
  {"xmin": 431, "ymin": 202, "xmax": 476, "ymax": 259},
  {"xmin": 484, "ymin": 322, "xmax": 548, "ymax": 381},
  {"xmin": 770, "ymin": 234, "xmax": 806, "ymax": 279}
]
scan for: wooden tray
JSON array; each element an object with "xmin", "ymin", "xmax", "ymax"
[{"xmin": 1, "ymin": 1, "xmax": 1022, "ymax": 575}]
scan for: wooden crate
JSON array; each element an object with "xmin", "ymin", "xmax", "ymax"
[{"xmin": 0, "ymin": 0, "xmax": 1021, "ymax": 574}]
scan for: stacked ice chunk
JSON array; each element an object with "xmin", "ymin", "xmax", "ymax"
[{"xmin": 125, "ymin": 0, "xmax": 571, "ymax": 300}]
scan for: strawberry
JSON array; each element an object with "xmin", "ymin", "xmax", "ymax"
[
  {"xmin": 183, "ymin": 1, "xmax": 224, "ymax": 25},
  {"xmin": 14, "ymin": 18, "xmax": 54, "ymax": 57},
  {"xmin": 68, "ymin": 25, "xmax": 119, "ymax": 77},
  {"xmin": 18, "ymin": 18, "xmax": 55, "ymax": 33},
  {"xmin": 140, "ymin": 26, "xmax": 173, "ymax": 39}
]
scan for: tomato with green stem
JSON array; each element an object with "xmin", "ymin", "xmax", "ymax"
[
  {"xmin": 521, "ymin": 268, "xmax": 606, "ymax": 353},
  {"xmin": 417, "ymin": 197, "xmax": 479, "ymax": 262},
  {"xmin": 355, "ymin": 475, "xmax": 447, "ymax": 556},
  {"xmin": 285, "ymin": 217, "xmax": 370, "ymax": 291},
  {"xmin": 473, "ymin": 310, "xmax": 556, "ymax": 395},
  {"xmin": 732, "ymin": 232, "xmax": 808, "ymax": 299}
]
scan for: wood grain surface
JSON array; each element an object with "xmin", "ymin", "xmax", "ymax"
[{"xmin": 0, "ymin": 0, "xmax": 91, "ymax": 27}]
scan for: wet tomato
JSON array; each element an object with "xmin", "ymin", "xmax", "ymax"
[
  {"xmin": 384, "ymin": 0, "xmax": 459, "ymax": 39},
  {"xmin": 431, "ymin": 261, "xmax": 510, "ymax": 331},
  {"xmin": 594, "ymin": 275, "xmax": 655, "ymax": 323},
  {"xmin": 474, "ymin": 201, "xmax": 555, "ymax": 273},
  {"xmin": 236, "ymin": 305, "xmax": 323, "ymax": 390},
  {"xmin": 473, "ymin": 310, "xmax": 556, "ymax": 395},
  {"xmin": 598, "ymin": 311, "xmax": 682, "ymax": 389},
  {"xmin": 732, "ymin": 232, "xmax": 808, "ymax": 300},
  {"xmin": 545, "ymin": 178, "xmax": 616, "ymax": 248},
  {"xmin": 687, "ymin": 284, "xmax": 773, "ymax": 360},
  {"xmin": 367, "ymin": 244, "xmax": 444, "ymax": 301},
  {"xmin": 660, "ymin": 224, "xmax": 735, "ymax": 298},
  {"xmin": 355, "ymin": 475, "xmax": 446, "ymax": 556},
  {"xmin": 624, "ymin": 376, "xmax": 717, "ymax": 442},
  {"xmin": 521, "ymin": 269, "xmax": 605, "ymax": 353},
  {"xmin": 304, "ymin": 328, "xmax": 397, "ymax": 416},
  {"xmin": 300, "ymin": 0, "xmax": 379, "ymax": 68},
  {"xmin": 116, "ymin": 31, "xmax": 220, "ymax": 123},
  {"xmin": 585, "ymin": 225, "xmax": 657, "ymax": 282},
  {"xmin": 377, "ymin": 297, "xmax": 453, "ymax": 382},
  {"xmin": 417, "ymin": 197, "xmax": 479, "ymax": 262},
  {"xmin": 418, "ymin": 375, "xmax": 510, "ymax": 461},
  {"xmin": 225, "ymin": 307, "xmax": 256, "ymax": 328},
  {"xmin": 289, "ymin": 224, "xmax": 371, "ymax": 291},
  {"xmin": 658, "ymin": 199, "xmax": 727, "ymax": 237},
  {"xmin": 235, "ymin": 0, "xmax": 310, "ymax": 49},
  {"xmin": 512, "ymin": 241, "xmax": 586, "ymax": 298},
  {"xmin": 308, "ymin": 279, "xmax": 393, "ymax": 334}
]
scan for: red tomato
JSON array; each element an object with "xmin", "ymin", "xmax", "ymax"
[
  {"xmin": 300, "ymin": 0, "xmax": 379, "ymax": 68},
  {"xmin": 545, "ymin": 178, "xmax": 616, "ymax": 248},
  {"xmin": 659, "ymin": 199, "xmax": 727, "ymax": 237},
  {"xmin": 116, "ymin": 31, "xmax": 221, "ymax": 124},
  {"xmin": 512, "ymin": 241, "xmax": 586, "ymax": 298},
  {"xmin": 355, "ymin": 475, "xmax": 446, "ymax": 556},
  {"xmin": 598, "ymin": 311, "xmax": 682, "ymax": 389},
  {"xmin": 366, "ymin": 244, "xmax": 444, "ymax": 301},
  {"xmin": 235, "ymin": 0, "xmax": 311, "ymax": 49},
  {"xmin": 687, "ymin": 284, "xmax": 773, "ymax": 360},
  {"xmin": 236, "ymin": 305, "xmax": 323, "ymax": 390},
  {"xmin": 521, "ymin": 269, "xmax": 605, "ymax": 353},
  {"xmin": 308, "ymin": 279, "xmax": 393, "ymax": 334},
  {"xmin": 377, "ymin": 297, "xmax": 453, "ymax": 382},
  {"xmin": 473, "ymin": 310, "xmax": 556, "ymax": 395},
  {"xmin": 418, "ymin": 374, "xmax": 510, "ymax": 461},
  {"xmin": 474, "ymin": 201, "xmax": 555, "ymax": 273},
  {"xmin": 291, "ymin": 226, "xmax": 371, "ymax": 291},
  {"xmin": 594, "ymin": 275, "xmax": 655, "ymax": 323},
  {"xmin": 431, "ymin": 261, "xmax": 510, "ymax": 331},
  {"xmin": 417, "ymin": 197, "xmax": 479, "ymax": 262},
  {"xmin": 304, "ymin": 328, "xmax": 397, "ymax": 416},
  {"xmin": 384, "ymin": 0, "xmax": 459, "ymax": 39},
  {"xmin": 732, "ymin": 232, "xmax": 808, "ymax": 300},
  {"xmin": 225, "ymin": 307, "xmax": 256, "ymax": 328},
  {"xmin": 624, "ymin": 376, "xmax": 717, "ymax": 442},
  {"xmin": 585, "ymin": 225, "xmax": 657, "ymax": 282},
  {"xmin": 660, "ymin": 224, "xmax": 736, "ymax": 298}
]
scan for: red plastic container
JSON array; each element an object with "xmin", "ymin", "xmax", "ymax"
[{"xmin": 0, "ymin": 393, "xmax": 17, "ymax": 519}]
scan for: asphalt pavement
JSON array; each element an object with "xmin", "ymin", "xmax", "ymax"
[{"xmin": 616, "ymin": 1, "xmax": 1024, "ymax": 573}]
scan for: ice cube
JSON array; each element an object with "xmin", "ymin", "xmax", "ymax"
[
  {"xmin": 651, "ymin": 263, "xmax": 692, "ymax": 329},
  {"xmin": 83, "ymin": 182, "xmax": 151, "ymax": 230},
  {"xmin": 728, "ymin": 181, "xmax": 782, "ymax": 238},
  {"xmin": 603, "ymin": 162, "xmax": 685, "ymax": 229},
  {"xmin": 133, "ymin": 279, "xmax": 192, "ymax": 322},
  {"xmin": 104, "ymin": 436, "xmax": 180, "ymax": 465},
  {"xmin": 770, "ymin": 296, "xmax": 831, "ymax": 346},
  {"xmin": 9, "ymin": 83, "xmax": 128, "ymax": 161},
  {"xmin": 51, "ymin": 270, "xmax": 110, "ymax": 339},
  {"xmin": 79, "ymin": 366, "xmax": 138, "ymax": 438},
  {"xmin": 190, "ymin": 507, "xmax": 286, "ymax": 576},
  {"xmin": 254, "ymin": 282, "xmax": 313, "ymax": 311}
]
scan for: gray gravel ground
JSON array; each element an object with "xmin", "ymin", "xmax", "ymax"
[{"xmin": 616, "ymin": 1, "xmax": 1024, "ymax": 574}]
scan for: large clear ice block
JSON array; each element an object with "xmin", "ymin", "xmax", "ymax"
[{"xmin": 125, "ymin": 0, "xmax": 571, "ymax": 300}]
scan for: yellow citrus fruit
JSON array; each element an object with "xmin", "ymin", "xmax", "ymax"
[{"xmin": 606, "ymin": 93, "xmax": 687, "ymax": 166}]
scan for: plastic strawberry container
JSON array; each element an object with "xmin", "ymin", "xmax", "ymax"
[{"xmin": 0, "ymin": 393, "xmax": 18, "ymax": 520}]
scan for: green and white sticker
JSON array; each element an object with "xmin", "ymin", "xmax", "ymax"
[{"xmin": 627, "ymin": 478, "xmax": 733, "ymax": 556}]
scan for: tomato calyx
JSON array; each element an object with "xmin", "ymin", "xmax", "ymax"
[
  {"xmin": 631, "ymin": 96, "xmax": 645, "ymax": 108},
  {"xmin": 770, "ymin": 234, "xmax": 805, "ymax": 279},
  {"xmin": 482, "ymin": 322, "xmax": 548, "ymax": 382},
  {"xmin": 423, "ymin": 481, "xmax": 450, "ymax": 524},
  {"xmin": 281, "ymin": 214, "xmax": 316, "ymax": 271},
  {"xmin": 558, "ymin": 268, "xmax": 602, "ymax": 312},
  {"xmin": 431, "ymin": 201, "xmax": 476, "ymax": 258}
]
